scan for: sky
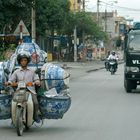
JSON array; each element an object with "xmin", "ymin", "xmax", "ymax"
[{"xmin": 86, "ymin": 0, "xmax": 140, "ymax": 22}]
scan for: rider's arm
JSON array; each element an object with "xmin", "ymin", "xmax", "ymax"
[
  {"xmin": 5, "ymin": 71, "xmax": 17, "ymax": 86},
  {"xmin": 115, "ymin": 55, "xmax": 119, "ymax": 61},
  {"xmin": 8, "ymin": 71, "xmax": 17, "ymax": 83},
  {"xmin": 107, "ymin": 55, "xmax": 111, "ymax": 60},
  {"xmin": 33, "ymin": 73, "xmax": 40, "ymax": 86}
]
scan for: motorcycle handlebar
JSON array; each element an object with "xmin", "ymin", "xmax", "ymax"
[{"xmin": 5, "ymin": 82, "xmax": 33, "ymax": 87}]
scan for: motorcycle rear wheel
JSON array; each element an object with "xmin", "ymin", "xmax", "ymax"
[
  {"xmin": 16, "ymin": 107, "xmax": 24, "ymax": 136},
  {"xmin": 110, "ymin": 67, "xmax": 115, "ymax": 75}
]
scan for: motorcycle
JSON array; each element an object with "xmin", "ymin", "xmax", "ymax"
[
  {"xmin": 108, "ymin": 59, "xmax": 117, "ymax": 75},
  {"xmin": 0, "ymin": 42, "xmax": 72, "ymax": 136},
  {"xmin": 0, "ymin": 63, "xmax": 71, "ymax": 136},
  {"xmin": 4, "ymin": 80, "xmax": 71, "ymax": 136},
  {"xmin": 11, "ymin": 81, "xmax": 35, "ymax": 136}
]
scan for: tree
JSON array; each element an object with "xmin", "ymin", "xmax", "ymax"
[
  {"xmin": 36, "ymin": 0, "xmax": 70, "ymax": 37},
  {"xmin": 0, "ymin": 0, "xmax": 70, "ymax": 56},
  {"xmin": 0, "ymin": 0, "xmax": 32, "ymax": 34},
  {"xmin": 58, "ymin": 11, "xmax": 108, "ymax": 61},
  {"xmin": 0, "ymin": 0, "xmax": 106, "ymax": 41},
  {"xmin": 62, "ymin": 11, "xmax": 107, "ymax": 41}
]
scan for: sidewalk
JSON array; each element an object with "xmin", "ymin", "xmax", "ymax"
[{"xmin": 52, "ymin": 60, "xmax": 105, "ymax": 80}]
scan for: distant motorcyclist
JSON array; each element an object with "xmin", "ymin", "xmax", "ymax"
[
  {"xmin": 5, "ymin": 52, "xmax": 41, "ymax": 123},
  {"xmin": 107, "ymin": 51, "xmax": 119, "ymax": 68},
  {"xmin": 108, "ymin": 51, "xmax": 119, "ymax": 60}
]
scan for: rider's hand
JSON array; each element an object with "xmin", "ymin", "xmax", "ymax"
[
  {"xmin": 5, "ymin": 82, "xmax": 17, "ymax": 87},
  {"xmin": 35, "ymin": 80, "xmax": 41, "ymax": 86},
  {"xmin": 5, "ymin": 82, "xmax": 11, "ymax": 86}
]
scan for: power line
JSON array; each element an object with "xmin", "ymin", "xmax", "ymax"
[
  {"xmin": 100, "ymin": 1, "xmax": 140, "ymax": 11},
  {"xmin": 85, "ymin": 0, "xmax": 140, "ymax": 18}
]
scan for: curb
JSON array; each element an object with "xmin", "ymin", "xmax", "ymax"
[
  {"xmin": 86, "ymin": 67, "xmax": 105, "ymax": 73},
  {"xmin": 86, "ymin": 60, "xmax": 124, "ymax": 73}
]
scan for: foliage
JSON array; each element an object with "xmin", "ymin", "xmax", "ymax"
[
  {"xmin": 0, "ymin": 0, "xmax": 32, "ymax": 34},
  {"xmin": 0, "ymin": 0, "xmax": 71, "ymax": 60},
  {"xmin": 36, "ymin": 0, "xmax": 70, "ymax": 36},
  {"xmin": 0, "ymin": 0, "xmax": 107, "ymax": 54},
  {"xmin": 61, "ymin": 11, "xmax": 107, "ymax": 41},
  {"xmin": 0, "ymin": 44, "xmax": 16, "ymax": 60}
]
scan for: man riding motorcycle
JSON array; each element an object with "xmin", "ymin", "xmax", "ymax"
[
  {"xmin": 5, "ymin": 52, "xmax": 41, "ymax": 123},
  {"xmin": 107, "ymin": 51, "xmax": 119, "ymax": 69}
]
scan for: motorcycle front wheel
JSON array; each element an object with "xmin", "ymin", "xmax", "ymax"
[{"xmin": 16, "ymin": 107, "xmax": 24, "ymax": 136}]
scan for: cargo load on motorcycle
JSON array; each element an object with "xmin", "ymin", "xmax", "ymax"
[{"xmin": 0, "ymin": 42, "xmax": 71, "ymax": 136}]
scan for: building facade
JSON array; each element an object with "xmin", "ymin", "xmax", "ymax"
[
  {"xmin": 92, "ymin": 11, "xmax": 127, "ymax": 38},
  {"xmin": 69, "ymin": 0, "xmax": 83, "ymax": 11}
]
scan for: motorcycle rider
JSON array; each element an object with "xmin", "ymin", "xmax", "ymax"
[
  {"xmin": 107, "ymin": 51, "xmax": 119, "ymax": 69},
  {"xmin": 5, "ymin": 52, "xmax": 41, "ymax": 123}
]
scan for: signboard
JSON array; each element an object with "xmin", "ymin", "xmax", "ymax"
[
  {"xmin": 0, "ymin": 35, "xmax": 18, "ymax": 48},
  {"xmin": 14, "ymin": 20, "xmax": 30, "ymax": 36}
]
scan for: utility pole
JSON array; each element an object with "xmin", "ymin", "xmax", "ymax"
[
  {"xmin": 82, "ymin": 0, "xmax": 85, "ymax": 51},
  {"xmin": 105, "ymin": 8, "xmax": 107, "ymax": 32},
  {"xmin": 97, "ymin": 0, "xmax": 100, "ymax": 25},
  {"xmin": 31, "ymin": 0, "xmax": 36, "ymax": 42},
  {"xmin": 74, "ymin": 26, "xmax": 77, "ymax": 62},
  {"xmin": 73, "ymin": 0, "xmax": 77, "ymax": 62},
  {"xmin": 83, "ymin": 0, "xmax": 85, "ymax": 11}
]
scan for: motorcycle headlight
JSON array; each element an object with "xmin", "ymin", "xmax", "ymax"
[{"xmin": 126, "ymin": 67, "xmax": 139, "ymax": 72}]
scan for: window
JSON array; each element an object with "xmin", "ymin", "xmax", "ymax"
[{"xmin": 128, "ymin": 34, "xmax": 140, "ymax": 51}]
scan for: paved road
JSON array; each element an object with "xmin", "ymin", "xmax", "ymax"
[
  {"xmin": 53, "ymin": 59, "xmax": 123, "ymax": 80},
  {"xmin": 68, "ymin": 63, "xmax": 140, "ymax": 140},
  {"xmin": 0, "ymin": 59, "xmax": 130, "ymax": 139}
]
